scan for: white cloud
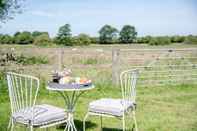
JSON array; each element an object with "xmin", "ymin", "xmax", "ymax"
[{"xmin": 30, "ymin": 10, "xmax": 55, "ymax": 17}]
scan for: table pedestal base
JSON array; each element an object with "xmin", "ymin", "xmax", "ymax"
[
  {"xmin": 65, "ymin": 113, "xmax": 77, "ymax": 131},
  {"xmin": 52, "ymin": 87, "xmax": 94, "ymax": 131}
]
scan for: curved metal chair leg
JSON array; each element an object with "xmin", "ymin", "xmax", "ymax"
[
  {"xmin": 10, "ymin": 121, "xmax": 14, "ymax": 131},
  {"xmin": 100, "ymin": 115, "xmax": 103, "ymax": 131},
  {"xmin": 7, "ymin": 117, "xmax": 12, "ymax": 130},
  {"xmin": 46, "ymin": 127, "xmax": 50, "ymax": 131},
  {"xmin": 83, "ymin": 112, "xmax": 89, "ymax": 131},
  {"xmin": 122, "ymin": 114, "xmax": 125, "ymax": 131},
  {"xmin": 132, "ymin": 111, "xmax": 138, "ymax": 131},
  {"xmin": 29, "ymin": 125, "xmax": 33, "ymax": 131}
]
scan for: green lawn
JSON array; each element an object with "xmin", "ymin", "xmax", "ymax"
[{"xmin": 0, "ymin": 73, "xmax": 197, "ymax": 131}]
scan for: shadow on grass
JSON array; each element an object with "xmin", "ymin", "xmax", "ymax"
[
  {"xmin": 56, "ymin": 119, "xmax": 97, "ymax": 131},
  {"xmin": 57, "ymin": 119, "xmax": 133, "ymax": 131},
  {"xmin": 102, "ymin": 128, "xmax": 123, "ymax": 131},
  {"xmin": 103, "ymin": 127, "xmax": 135, "ymax": 131}
]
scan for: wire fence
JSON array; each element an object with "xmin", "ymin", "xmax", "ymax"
[{"xmin": 115, "ymin": 48, "xmax": 197, "ymax": 87}]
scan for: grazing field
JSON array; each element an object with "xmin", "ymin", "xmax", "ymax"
[
  {"xmin": 1, "ymin": 43, "xmax": 197, "ymax": 86},
  {"xmin": 0, "ymin": 44, "xmax": 197, "ymax": 131}
]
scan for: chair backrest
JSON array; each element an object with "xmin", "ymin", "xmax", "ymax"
[
  {"xmin": 120, "ymin": 69, "xmax": 139, "ymax": 105},
  {"xmin": 6, "ymin": 72, "xmax": 40, "ymax": 115}
]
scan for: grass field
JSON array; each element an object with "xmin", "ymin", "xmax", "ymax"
[
  {"xmin": 1, "ymin": 43, "xmax": 197, "ymax": 86},
  {"xmin": 0, "ymin": 44, "xmax": 197, "ymax": 131}
]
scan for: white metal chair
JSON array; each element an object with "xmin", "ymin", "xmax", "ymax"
[
  {"xmin": 6, "ymin": 72, "xmax": 68, "ymax": 131},
  {"xmin": 83, "ymin": 69, "xmax": 139, "ymax": 131}
]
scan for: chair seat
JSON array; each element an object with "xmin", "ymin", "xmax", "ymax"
[
  {"xmin": 13, "ymin": 104, "xmax": 67, "ymax": 127},
  {"xmin": 89, "ymin": 98, "xmax": 135, "ymax": 117}
]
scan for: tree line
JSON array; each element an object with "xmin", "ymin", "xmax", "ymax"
[{"xmin": 0, "ymin": 24, "xmax": 197, "ymax": 46}]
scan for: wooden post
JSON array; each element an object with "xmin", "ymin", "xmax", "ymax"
[
  {"xmin": 112, "ymin": 49, "xmax": 120, "ymax": 86},
  {"xmin": 58, "ymin": 48, "xmax": 64, "ymax": 71}
]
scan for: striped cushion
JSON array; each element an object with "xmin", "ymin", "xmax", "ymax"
[
  {"xmin": 89, "ymin": 98, "xmax": 134, "ymax": 117},
  {"xmin": 13, "ymin": 104, "xmax": 67, "ymax": 126}
]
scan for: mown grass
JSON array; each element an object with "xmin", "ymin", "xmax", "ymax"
[{"xmin": 0, "ymin": 71, "xmax": 197, "ymax": 131}]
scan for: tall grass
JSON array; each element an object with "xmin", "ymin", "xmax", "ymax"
[{"xmin": 16, "ymin": 55, "xmax": 49, "ymax": 65}]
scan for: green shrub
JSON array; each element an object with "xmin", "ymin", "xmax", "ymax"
[
  {"xmin": 137, "ymin": 36, "xmax": 152, "ymax": 43},
  {"xmin": 149, "ymin": 37, "xmax": 158, "ymax": 45},
  {"xmin": 55, "ymin": 37, "xmax": 73, "ymax": 46},
  {"xmin": 32, "ymin": 31, "xmax": 48, "ymax": 38},
  {"xmin": 90, "ymin": 37, "xmax": 99, "ymax": 44},
  {"xmin": 0, "ymin": 34, "xmax": 13, "ymax": 44},
  {"xmin": 171, "ymin": 35, "xmax": 185, "ymax": 43},
  {"xmin": 14, "ymin": 31, "xmax": 33, "ymax": 44},
  {"xmin": 72, "ymin": 34, "xmax": 91, "ymax": 46},
  {"xmin": 33, "ymin": 34, "xmax": 52, "ymax": 46},
  {"xmin": 149, "ymin": 36, "xmax": 171, "ymax": 45},
  {"xmin": 16, "ymin": 55, "xmax": 48, "ymax": 65},
  {"xmin": 184, "ymin": 35, "xmax": 197, "ymax": 44}
]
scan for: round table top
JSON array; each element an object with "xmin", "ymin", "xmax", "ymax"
[{"xmin": 47, "ymin": 82, "xmax": 95, "ymax": 91}]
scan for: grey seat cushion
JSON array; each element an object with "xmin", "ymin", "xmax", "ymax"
[
  {"xmin": 89, "ymin": 98, "xmax": 135, "ymax": 117},
  {"xmin": 13, "ymin": 104, "xmax": 67, "ymax": 127}
]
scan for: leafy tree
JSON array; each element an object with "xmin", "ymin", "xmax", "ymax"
[
  {"xmin": 13, "ymin": 31, "xmax": 21, "ymax": 43},
  {"xmin": 0, "ymin": 34, "xmax": 4, "ymax": 44},
  {"xmin": 99, "ymin": 25, "xmax": 118, "ymax": 44},
  {"xmin": 0, "ymin": 34, "xmax": 3, "ymax": 42},
  {"xmin": 56, "ymin": 24, "xmax": 72, "ymax": 46},
  {"xmin": 90, "ymin": 37, "xmax": 99, "ymax": 44},
  {"xmin": 14, "ymin": 31, "xmax": 20, "ymax": 37},
  {"xmin": 136, "ymin": 37, "xmax": 143, "ymax": 44},
  {"xmin": 119, "ymin": 25, "xmax": 137, "ymax": 43},
  {"xmin": 184, "ymin": 35, "xmax": 197, "ymax": 44},
  {"xmin": 32, "ymin": 31, "xmax": 48, "ymax": 38},
  {"xmin": 171, "ymin": 35, "xmax": 185, "ymax": 43},
  {"xmin": 74, "ymin": 33, "xmax": 91, "ymax": 45},
  {"xmin": 148, "ymin": 37, "xmax": 158, "ymax": 45},
  {"xmin": 14, "ymin": 31, "xmax": 33, "ymax": 44},
  {"xmin": 0, "ymin": 34, "xmax": 13, "ymax": 44},
  {"xmin": 33, "ymin": 33, "xmax": 52, "ymax": 46},
  {"xmin": 0, "ymin": 0, "xmax": 24, "ymax": 22}
]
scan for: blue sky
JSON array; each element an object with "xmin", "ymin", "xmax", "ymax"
[{"xmin": 0, "ymin": 0, "xmax": 197, "ymax": 37}]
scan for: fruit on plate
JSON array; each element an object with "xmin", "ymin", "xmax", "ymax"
[
  {"xmin": 79, "ymin": 77, "xmax": 91, "ymax": 84},
  {"xmin": 59, "ymin": 76, "xmax": 92, "ymax": 85},
  {"xmin": 59, "ymin": 76, "xmax": 72, "ymax": 84},
  {"xmin": 74, "ymin": 77, "xmax": 91, "ymax": 84},
  {"xmin": 75, "ymin": 77, "xmax": 80, "ymax": 84}
]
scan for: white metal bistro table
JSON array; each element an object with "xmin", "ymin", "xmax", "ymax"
[{"xmin": 47, "ymin": 82, "xmax": 95, "ymax": 131}]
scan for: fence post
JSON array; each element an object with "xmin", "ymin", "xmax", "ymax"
[
  {"xmin": 112, "ymin": 49, "xmax": 120, "ymax": 86},
  {"xmin": 58, "ymin": 48, "xmax": 64, "ymax": 71}
]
